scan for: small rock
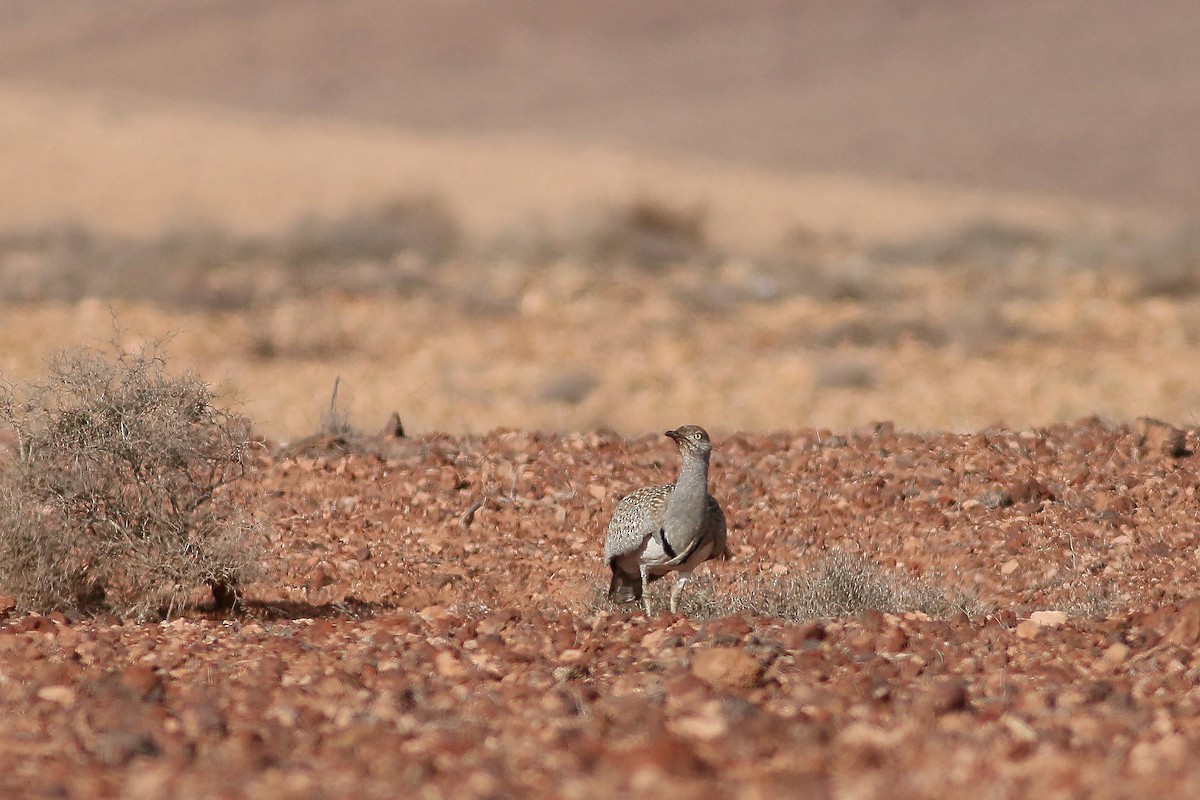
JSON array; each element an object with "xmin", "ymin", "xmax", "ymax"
[
  {"xmin": 1136, "ymin": 417, "xmax": 1188, "ymax": 458},
  {"xmin": 1165, "ymin": 599, "xmax": 1200, "ymax": 646},
  {"xmin": 663, "ymin": 672, "xmax": 709, "ymax": 701},
  {"xmin": 36, "ymin": 686, "xmax": 76, "ymax": 706},
  {"xmin": 15, "ymin": 616, "xmax": 54, "ymax": 634},
  {"xmin": 1102, "ymin": 642, "xmax": 1130, "ymax": 666},
  {"xmin": 551, "ymin": 666, "xmax": 582, "ymax": 683},
  {"xmin": 179, "ymin": 699, "xmax": 226, "ymax": 740},
  {"xmin": 1029, "ymin": 610, "xmax": 1068, "ymax": 628},
  {"xmin": 215, "ymin": 730, "xmax": 272, "ymax": 771},
  {"xmin": 1001, "ymin": 714, "xmax": 1038, "ymax": 743},
  {"xmin": 434, "ymin": 651, "xmax": 467, "ymax": 679},
  {"xmin": 691, "ymin": 647, "xmax": 764, "ymax": 691},
  {"xmin": 1066, "ymin": 465, "xmax": 1091, "ymax": 485},
  {"xmin": 875, "ymin": 626, "xmax": 909, "ymax": 654},
  {"xmin": 640, "ymin": 629, "xmax": 681, "ymax": 651},
  {"xmin": 977, "ymin": 489, "xmax": 1014, "ymax": 509},
  {"xmin": 671, "ymin": 701, "xmax": 729, "ymax": 740},
  {"xmin": 1000, "ymin": 558, "xmax": 1020, "ymax": 576},
  {"xmin": 476, "ymin": 608, "xmax": 521, "ymax": 636},
  {"xmin": 794, "ymin": 621, "xmax": 827, "ymax": 643},
  {"xmin": 120, "ymin": 665, "xmax": 164, "ymax": 701},
  {"xmin": 306, "ymin": 563, "xmax": 335, "ymax": 592},
  {"xmin": 1093, "ymin": 492, "xmax": 1134, "ymax": 516},
  {"xmin": 1015, "ymin": 620, "xmax": 1042, "ymax": 640},
  {"xmin": 1082, "ymin": 680, "xmax": 1114, "ymax": 703},
  {"xmin": 419, "ymin": 605, "xmax": 453, "ymax": 622},
  {"xmin": 558, "ymin": 648, "xmax": 586, "ymax": 665},
  {"xmin": 616, "ymin": 733, "xmax": 711, "ymax": 783},
  {"xmin": 91, "ymin": 730, "xmax": 159, "ymax": 766},
  {"xmin": 1129, "ymin": 735, "xmax": 1188, "ymax": 775},
  {"xmin": 923, "ymin": 678, "xmax": 969, "ymax": 715},
  {"xmin": 1007, "ymin": 478, "xmax": 1053, "ymax": 504},
  {"xmin": 705, "ymin": 616, "xmax": 753, "ymax": 640}
]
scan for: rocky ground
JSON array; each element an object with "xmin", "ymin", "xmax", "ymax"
[{"xmin": 2, "ymin": 418, "xmax": 1200, "ymax": 798}]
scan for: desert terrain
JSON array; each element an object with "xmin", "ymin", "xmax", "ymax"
[{"xmin": 3, "ymin": 3, "xmax": 1200, "ymax": 798}]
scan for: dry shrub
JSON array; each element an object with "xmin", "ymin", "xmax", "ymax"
[
  {"xmin": 1108, "ymin": 225, "xmax": 1200, "ymax": 297},
  {"xmin": 814, "ymin": 316, "xmax": 946, "ymax": 348},
  {"xmin": 280, "ymin": 197, "xmax": 460, "ymax": 271},
  {"xmin": 0, "ymin": 343, "xmax": 263, "ymax": 619},
  {"xmin": 0, "ymin": 197, "xmax": 457, "ymax": 309},
  {"xmin": 579, "ymin": 198, "xmax": 710, "ymax": 269},
  {"xmin": 0, "ymin": 222, "xmax": 265, "ymax": 309},
  {"xmin": 870, "ymin": 220, "xmax": 1051, "ymax": 269},
  {"xmin": 864, "ymin": 218, "xmax": 1200, "ymax": 299},
  {"xmin": 940, "ymin": 299, "xmax": 1019, "ymax": 354},
  {"xmin": 537, "ymin": 370, "xmax": 599, "ymax": 406},
  {"xmin": 278, "ymin": 378, "xmax": 409, "ymax": 460},
  {"xmin": 680, "ymin": 550, "xmax": 983, "ymax": 620},
  {"xmin": 755, "ymin": 224, "xmax": 898, "ymax": 304},
  {"xmin": 1051, "ymin": 579, "xmax": 1119, "ymax": 618},
  {"xmin": 814, "ymin": 357, "xmax": 879, "ymax": 390}
]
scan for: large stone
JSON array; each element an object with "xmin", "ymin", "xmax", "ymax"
[
  {"xmin": 690, "ymin": 647, "xmax": 764, "ymax": 691},
  {"xmin": 1136, "ymin": 417, "xmax": 1188, "ymax": 458}
]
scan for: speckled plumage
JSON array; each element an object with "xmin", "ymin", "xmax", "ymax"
[{"xmin": 604, "ymin": 425, "xmax": 729, "ymax": 614}]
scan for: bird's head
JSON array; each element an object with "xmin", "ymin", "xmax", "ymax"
[{"xmin": 665, "ymin": 425, "xmax": 712, "ymax": 459}]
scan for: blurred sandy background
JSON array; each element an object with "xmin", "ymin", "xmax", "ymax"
[{"xmin": 2, "ymin": 1, "xmax": 1199, "ymax": 437}]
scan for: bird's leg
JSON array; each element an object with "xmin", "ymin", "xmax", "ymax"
[
  {"xmin": 640, "ymin": 564, "xmax": 652, "ymax": 615},
  {"xmin": 670, "ymin": 571, "xmax": 692, "ymax": 614}
]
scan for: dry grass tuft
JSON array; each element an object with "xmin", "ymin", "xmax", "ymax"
[
  {"xmin": 870, "ymin": 220, "xmax": 1051, "ymax": 270},
  {"xmin": 537, "ymin": 370, "xmax": 599, "ymax": 406},
  {"xmin": 280, "ymin": 197, "xmax": 460, "ymax": 271},
  {"xmin": 681, "ymin": 551, "xmax": 984, "ymax": 620},
  {"xmin": 814, "ymin": 357, "xmax": 879, "ymax": 390},
  {"xmin": 590, "ymin": 550, "xmax": 985, "ymax": 621},
  {"xmin": 0, "ymin": 341, "xmax": 264, "ymax": 619},
  {"xmin": 1108, "ymin": 225, "xmax": 1200, "ymax": 297},
  {"xmin": 277, "ymin": 378, "xmax": 409, "ymax": 460},
  {"xmin": 577, "ymin": 197, "xmax": 711, "ymax": 270}
]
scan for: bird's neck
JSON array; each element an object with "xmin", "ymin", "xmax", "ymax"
[{"xmin": 664, "ymin": 454, "xmax": 709, "ymax": 529}]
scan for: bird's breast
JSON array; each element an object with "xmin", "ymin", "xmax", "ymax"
[{"xmin": 638, "ymin": 535, "xmax": 675, "ymax": 567}]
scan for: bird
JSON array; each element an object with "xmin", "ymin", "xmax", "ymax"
[{"xmin": 604, "ymin": 424, "xmax": 729, "ymax": 614}]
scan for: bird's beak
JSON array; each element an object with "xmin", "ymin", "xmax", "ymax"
[{"xmin": 665, "ymin": 429, "xmax": 682, "ymax": 442}]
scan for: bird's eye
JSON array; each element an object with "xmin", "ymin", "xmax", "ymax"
[{"xmin": 692, "ymin": 432, "xmax": 702, "ymax": 440}]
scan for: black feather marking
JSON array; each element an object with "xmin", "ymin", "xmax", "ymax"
[{"xmin": 654, "ymin": 527, "xmax": 677, "ymax": 558}]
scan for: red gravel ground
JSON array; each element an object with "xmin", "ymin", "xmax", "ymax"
[{"xmin": 3, "ymin": 417, "xmax": 1200, "ymax": 799}]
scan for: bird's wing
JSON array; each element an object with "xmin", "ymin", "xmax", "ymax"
[
  {"xmin": 655, "ymin": 494, "xmax": 727, "ymax": 568},
  {"xmin": 706, "ymin": 495, "xmax": 730, "ymax": 560},
  {"xmin": 604, "ymin": 484, "xmax": 671, "ymax": 561}
]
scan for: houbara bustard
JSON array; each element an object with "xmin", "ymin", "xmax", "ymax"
[{"xmin": 604, "ymin": 425, "xmax": 729, "ymax": 614}]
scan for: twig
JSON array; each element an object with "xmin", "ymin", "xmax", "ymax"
[{"xmin": 459, "ymin": 497, "xmax": 485, "ymax": 532}]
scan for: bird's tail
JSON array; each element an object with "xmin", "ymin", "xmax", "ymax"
[{"xmin": 608, "ymin": 561, "xmax": 642, "ymax": 604}]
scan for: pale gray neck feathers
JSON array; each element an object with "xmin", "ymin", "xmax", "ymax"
[{"xmin": 662, "ymin": 452, "xmax": 709, "ymax": 546}]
